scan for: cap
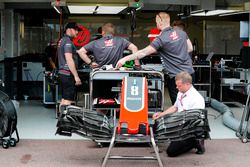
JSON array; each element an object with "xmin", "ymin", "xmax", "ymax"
[{"xmin": 65, "ymin": 22, "xmax": 81, "ymax": 31}]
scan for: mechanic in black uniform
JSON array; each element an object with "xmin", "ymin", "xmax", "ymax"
[
  {"xmin": 57, "ymin": 22, "xmax": 98, "ymax": 112},
  {"xmin": 78, "ymin": 22, "xmax": 139, "ymax": 68},
  {"xmin": 77, "ymin": 23, "xmax": 139, "ymax": 113},
  {"xmin": 116, "ymin": 12, "xmax": 194, "ymax": 105}
]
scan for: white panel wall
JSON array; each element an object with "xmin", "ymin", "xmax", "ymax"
[
  {"xmin": 205, "ymin": 21, "xmax": 241, "ymax": 55},
  {"xmin": 14, "ymin": 13, "xmax": 20, "ymax": 57},
  {"xmin": 3, "ymin": 9, "xmax": 14, "ymax": 58},
  {"xmin": 0, "ymin": 3, "xmax": 4, "ymax": 60}
]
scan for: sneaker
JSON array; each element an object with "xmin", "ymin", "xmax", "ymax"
[
  {"xmin": 195, "ymin": 139, "xmax": 205, "ymax": 154},
  {"xmin": 57, "ymin": 105, "xmax": 67, "ymax": 119}
]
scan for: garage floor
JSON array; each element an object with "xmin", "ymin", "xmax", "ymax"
[
  {"xmin": 3, "ymin": 97, "xmax": 247, "ymax": 167},
  {"xmin": 16, "ymin": 99, "xmax": 241, "ymax": 140},
  {"xmin": 1, "ymin": 139, "xmax": 250, "ymax": 167}
]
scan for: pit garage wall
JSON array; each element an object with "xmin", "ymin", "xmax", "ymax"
[
  {"xmin": 0, "ymin": 8, "xmax": 245, "ymax": 59},
  {"xmin": 0, "ymin": 3, "xmax": 4, "ymax": 60},
  {"xmin": 0, "ymin": 6, "xmax": 21, "ymax": 88},
  {"xmin": 0, "ymin": 9, "xmax": 15, "ymax": 86},
  {"xmin": 133, "ymin": 13, "xmax": 242, "ymax": 56},
  {"xmin": 2, "ymin": 10, "xmax": 14, "ymax": 59},
  {"xmin": 0, "ymin": 4, "xmax": 4, "ymax": 84},
  {"xmin": 204, "ymin": 21, "xmax": 241, "ymax": 55},
  {"xmin": 0, "ymin": 6, "xmax": 21, "ymax": 60}
]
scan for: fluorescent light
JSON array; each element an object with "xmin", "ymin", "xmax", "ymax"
[
  {"xmin": 208, "ymin": 10, "xmax": 239, "ymax": 16},
  {"xmin": 191, "ymin": 10, "xmax": 239, "ymax": 16},
  {"xmin": 68, "ymin": 6, "xmax": 96, "ymax": 14},
  {"xmin": 67, "ymin": 5, "xmax": 127, "ymax": 14},
  {"xmin": 97, "ymin": 6, "xmax": 127, "ymax": 14},
  {"xmin": 219, "ymin": 10, "xmax": 250, "ymax": 16},
  {"xmin": 19, "ymin": 21, "xmax": 24, "ymax": 39}
]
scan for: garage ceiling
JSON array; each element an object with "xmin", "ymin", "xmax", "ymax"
[
  {"xmin": 2, "ymin": 0, "xmax": 250, "ymax": 16},
  {"xmin": 1, "ymin": 0, "xmax": 248, "ymax": 9}
]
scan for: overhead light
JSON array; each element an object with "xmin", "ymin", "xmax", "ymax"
[
  {"xmin": 177, "ymin": 9, "xmax": 203, "ymax": 17},
  {"xmin": 219, "ymin": 10, "xmax": 250, "ymax": 17},
  {"xmin": 19, "ymin": 18, "xmax": 25, "ymax": 39},
  {"xmin": 68, "ymin": 6, "xmax": 96, "ymax": 14},
  {"xmin": 68, "ymin": 5, "xmax": 127, "ymax": 14},
  {"xmin": 191, "ymin": 9, "xmax": 240, "ymax": 16},
  {"xmin": 97, "ymin": 6, "xmax": 127, "ymax": 14}
]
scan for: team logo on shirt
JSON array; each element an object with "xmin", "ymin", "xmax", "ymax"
[
  {"xmin": 104, "ymin": 39, "xmax": 114, "ymax": 47},
  {"xmin": 169, "ymin": 31, "xmax": 179, "ymax": 40}
]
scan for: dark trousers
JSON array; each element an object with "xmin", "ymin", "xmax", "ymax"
[
  {"xmin": 167, "ymin": 138, "xmax": 197, "ymax": 157},
  {"xmin": 166, "ymin": 76, "xmax": 178, "ymax": 105},
  {"xmin": 166, "ymin": 73, "xmax": 195, "ymax": 105},
  {"xmin": 59, "ymin": 74, "xmax": 76, "ymax": 101}
]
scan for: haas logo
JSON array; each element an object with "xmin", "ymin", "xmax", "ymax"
[
  {"xmin": 169, "ymin": 31, "xmax": 179, "ymax": 40},
  {"xmin": 104, "ymin": 39, "xmax": 114, "ymax": 47},
  {"xmin": 73, "ymin": 26, "xmax": 91, "ymax": 47}
]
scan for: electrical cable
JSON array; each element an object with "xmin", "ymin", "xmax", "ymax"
[{"xmin": 130, "ymin": 8, "xmax": 136, "ymax": 31}]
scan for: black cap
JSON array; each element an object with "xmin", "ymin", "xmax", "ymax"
[{"xmin": 65, "ymin": 22, "xmax": 81, "ymax": 31}]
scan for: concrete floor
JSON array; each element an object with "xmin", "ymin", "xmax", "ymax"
[{"xmin": 15, "ymin": 99, "xmax": 242, "ymax": 140}]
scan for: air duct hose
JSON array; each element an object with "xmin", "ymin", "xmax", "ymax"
[{"xmin": 210, "ymin": 98, "xmax": 250, "ymax": 133}]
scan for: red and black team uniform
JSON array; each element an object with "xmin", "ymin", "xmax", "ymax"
[{"xmin": 57, "ymin": 34, "xmax": 78, "ymax": 101}]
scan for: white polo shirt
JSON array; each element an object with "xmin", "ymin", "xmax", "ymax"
[{"xmin": 174, "ymin": 86, "xmax": 205, "ymax": 112}]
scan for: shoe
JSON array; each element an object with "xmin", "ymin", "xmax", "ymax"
[
  {"xmin": 195, "ymin": 139, "xmax": 205, "ymax": 154},
  {"xmin": 57, "ymin": 105, "xmax": 68, "ymax": 119}
]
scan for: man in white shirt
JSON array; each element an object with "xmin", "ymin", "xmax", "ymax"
[{"xmin": 153, "ymin": 71, "xmax": 205, "ymax": 157}]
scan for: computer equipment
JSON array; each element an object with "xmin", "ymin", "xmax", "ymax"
[{"xmin": 194, "ymin": 52, "xmax": 214, "ymax": 65}]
